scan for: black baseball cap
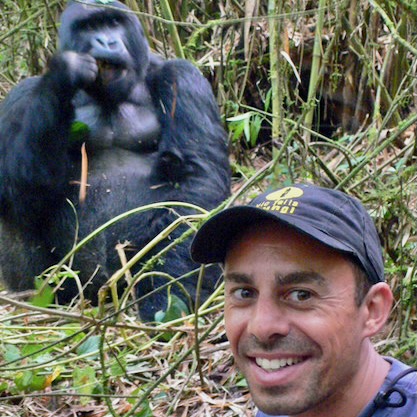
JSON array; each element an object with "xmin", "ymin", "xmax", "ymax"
[{"xmin": 191, "ymin": 184, "xmax": 384, "ymax": 284}]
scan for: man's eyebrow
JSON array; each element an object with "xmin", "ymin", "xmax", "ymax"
[
  {"xmin": 224, "ymin": 271, "xmax": 327, "ymax": 287},
  {"xmin": 224, "ymin": 272, "xmax": 253, "ymax": 284},
  {"xmin": 275, "ymin": 271, "xmax": 327, "ymax": 287}
]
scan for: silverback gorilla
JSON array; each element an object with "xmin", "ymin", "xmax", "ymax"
[{"xmin": 0, "ymin": 0, "xmax": 230, "ymax": 320}]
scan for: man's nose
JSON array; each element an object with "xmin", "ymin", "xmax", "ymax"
[{"xmin": 246, "ymin": 295, "xmax": 291, "ymax": 343}]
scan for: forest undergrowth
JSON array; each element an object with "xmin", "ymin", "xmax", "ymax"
[{"xmin": 0, "ymin": 0, "xmax": 416, "ymax": 415}]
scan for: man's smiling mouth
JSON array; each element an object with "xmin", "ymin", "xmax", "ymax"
[{"xmin": 255, "ymin": 357, "xmax": 304, "ymax": 371}]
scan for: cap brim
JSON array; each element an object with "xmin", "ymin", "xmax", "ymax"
[{"xmin": 191, "ymin": 205, "xmax": 357, "ymax": 264}]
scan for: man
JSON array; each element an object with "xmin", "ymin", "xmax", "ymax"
[{"xmin": 191, "ymin": 183, "xmax": 416, "ymax": 417}]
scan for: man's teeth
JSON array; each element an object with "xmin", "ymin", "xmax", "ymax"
[{"xmin": 255, "ymin": 357, "xmax": 303, "ymax": 371}]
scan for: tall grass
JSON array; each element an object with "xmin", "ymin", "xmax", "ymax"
[{"xmin": 0, "ymin": 1, "xmax": 416, "ymax": 415}]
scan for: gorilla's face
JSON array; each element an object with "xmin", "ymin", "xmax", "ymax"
[
  {"xmin": 79, "ymin": 15, "xmax": 135, "ymax": 94},
  {"xmin": 59, "ymin": 1, "xmax": 150, "ymax": 103}
]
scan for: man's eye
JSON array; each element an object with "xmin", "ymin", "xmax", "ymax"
[
  {"xmin": 232, "ymin": 288, "xmax": 256, "ymax": 300},
  {"xmin": 285, "ymin": 289, "xmax": 312, "ymax": 302}
]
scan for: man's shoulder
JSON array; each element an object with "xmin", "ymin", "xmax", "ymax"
[
  {"xmin": 384, "ymin": 357, "xmax": 417, "ymax": 389},
  {"xmin": 359, "ymin": 357, "xmax": 416, "ymax": 417}
]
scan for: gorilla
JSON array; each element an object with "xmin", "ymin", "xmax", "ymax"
[{"xmin": 0, "ymin": 0, "xmax": 230, "ymax": 321}]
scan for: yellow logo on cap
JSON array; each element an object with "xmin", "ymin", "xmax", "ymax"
[{"xmin": 256, "ymin": 186, "xmax": 304, "ymax": 215}]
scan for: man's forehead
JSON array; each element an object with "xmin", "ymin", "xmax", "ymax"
[{"xmin": 224, "ymin": 222, "xmax": 358, "ymax": 291}]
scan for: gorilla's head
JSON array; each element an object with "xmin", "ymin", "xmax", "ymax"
[{"xmin": 59, "ymin": 0, "xmax": 150, "ymax": 101}]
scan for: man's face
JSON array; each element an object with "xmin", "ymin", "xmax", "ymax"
[{"xmin": 224, "ymin": 222, "xmax": 371, "ymax": 416}]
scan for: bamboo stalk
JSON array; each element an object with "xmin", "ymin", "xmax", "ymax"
[
  {"xmin": 159, "ymin": 0, "xmax": 185, "ymax": 59},
  {"xmin": 268, "ymin": 0, "xmax": 282, "ymax": 143},
  {"xmin": 302, "ymin": 0, "xmax": 326, "ymax": 145},
  {"xmin": 337, "ymin": 112, "xmax": 417, "ymax": 189},
  {"xmin": 368, "ymin": 0, "xmax": 417, "ymax": 56}
]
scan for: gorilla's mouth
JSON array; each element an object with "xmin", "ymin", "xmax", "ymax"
[{"xmin": 97, "ymin": 60, "xmax": 128, "ymax": 84}]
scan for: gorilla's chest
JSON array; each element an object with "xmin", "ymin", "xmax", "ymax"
[
  {"xmin": 70, "ymin": 148, "xmax": 157, "ymax": 216},
  {"xmin": 74, "ymin": 101, "xmax": 161, "ymax": 152}
]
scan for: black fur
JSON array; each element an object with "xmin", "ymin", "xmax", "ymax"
[{"xmin": 0, "ymin": 0, "xmax": 230, "ymax": 320}]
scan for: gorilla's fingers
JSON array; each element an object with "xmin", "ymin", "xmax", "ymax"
[{"xmin": 61, "ymin": 51, "xmax": 98, "ymax": 89}]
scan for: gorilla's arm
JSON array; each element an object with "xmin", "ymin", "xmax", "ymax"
[
  {"xmin": 0, "ymin": 52, "xmax": 97, "ymax": 224},
  {"xmin": 147, "ymin": 59, "xmax": 230, "ymax": 196}
]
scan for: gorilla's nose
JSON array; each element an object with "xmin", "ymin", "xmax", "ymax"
[{"xmin": 92, "ymin": 35, "xmax": 122, "ymax": 52}]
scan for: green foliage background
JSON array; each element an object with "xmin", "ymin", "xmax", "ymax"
[{"xmin": 0, "ymin": 0, "xmax": 416, "ymax": 415}]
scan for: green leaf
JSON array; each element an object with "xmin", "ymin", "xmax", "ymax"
[
  {"xmin": 15, "ymin": 370, "xmax": 48, "ymax": 392},
  {"xmin": 227, "ymin": 113, "xmax": 251, "ymax": 122},
  {"xmin": 31, "ymin": 276, "xmax": 54, "ymax": 307},
  {"xmin": 22, "ymin": 344, "xmax": 44, "ymax": 357},
  {"xmin": 236, "ymin": 376, "xmax": 249, "ymax": 387},
  {"xmin": 69, "ymin": 121, "xmax": 90, "ymax": 144},
  {"xmin": 4, "ymin": 345, "xmax": 21, "ymax": 363},
  {"xmin": 0, "ymin": 382, "xmax": 9, "ymax": 394},
  {"xmin": 14, "ymin": 371, "xmax": 33, "ymax": 392},
  {"xmin": 243, "ymin": 116, "xmax": 251, "ymax": 144},
  {"xmin": 155, "ymin": 293, "xmax": 190, "ymax": 341},
  {"xmin": 76, "ymin": 335, "xmax": 101, "ymax": 357},
  {"xmin": 135, "ymin": 400, "xmax": 153, "ymax": 417},
  {"xmin": 128, "ymin": 388, "xmax": 153, "ymax": 417},
  {"xmin": 250, "ymin": 114, "xmax": 262, "ymax": 147},
  {"xmin": 155, "ymin": 293, "xmax": 189, "ymax": 323},
  {"xmin": 226, "ymin": 112, "xmax": 262, "ymax": 146},
  {"xmin": 110, "ymin": 357, "xmax": 127, "ymax": 377},
  {"xmin": 73, "ymin": 366, "xmax": 98, "ymax": 405}
]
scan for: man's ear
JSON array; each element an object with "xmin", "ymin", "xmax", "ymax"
[{"xmin": 362, "ymin": 282, "xmax": 393, "ymax": 338}]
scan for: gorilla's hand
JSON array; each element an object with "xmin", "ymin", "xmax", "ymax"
[
  {"xmin": 62, "ymin": 51, "xmax": 98, "ymax": 89},
  {"xmin": 48, "ymin": 51, "xmax": 98, "ymax": 91}
]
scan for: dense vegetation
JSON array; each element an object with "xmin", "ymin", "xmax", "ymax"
[{"xmin": 0, "ymin": 0, "xmax": 416, "ymax": 415}]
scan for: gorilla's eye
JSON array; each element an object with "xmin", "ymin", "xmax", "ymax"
[
  {"xmin": 108, "ymin": 17, "xmax": 121, "ymax": 27},
  {"xmin": 79, "ymin": 20, "xmax": 97, "ymax": 31}
]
